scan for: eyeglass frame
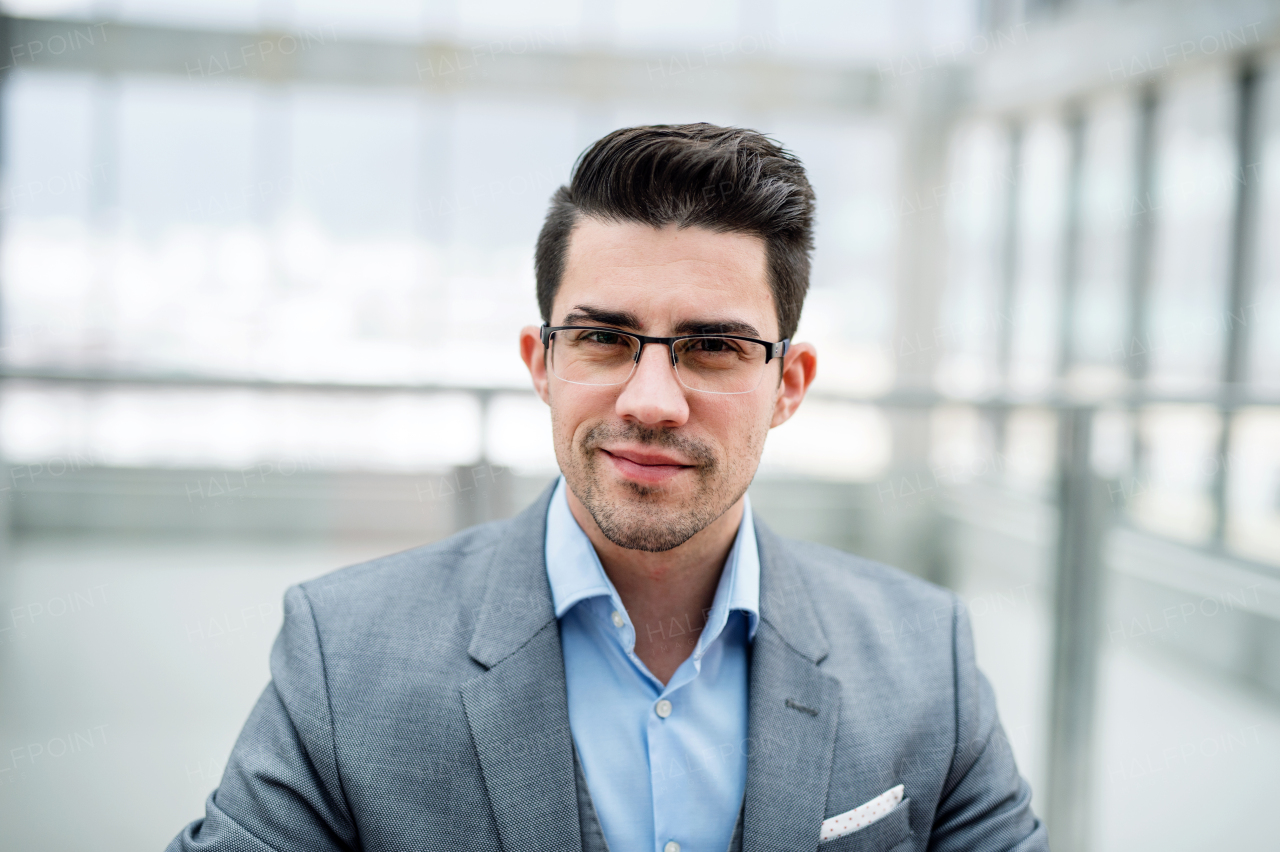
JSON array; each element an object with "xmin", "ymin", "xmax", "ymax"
[{"xmin": 539, "ymin": 323, "xmax": 790, "ymax": 394}]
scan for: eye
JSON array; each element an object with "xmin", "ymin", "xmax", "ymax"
[
  {"xmin": 582, "ymin": 330, "xmax": 626, "ymax": 346},
  {"xmin": 687, "ymin": 337, "xmax": 742, "ymax": 354}
]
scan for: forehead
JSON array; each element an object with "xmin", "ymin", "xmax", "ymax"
[{"xmin": 553, "ymin": 218, "xmax": 776, "ymax": 337}]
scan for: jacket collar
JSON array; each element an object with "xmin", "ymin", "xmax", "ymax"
[
  {"xmin": 753, "ymin": 518, "xmax": 830, "ymax": 665},
  {"xmin": 467, "ymin": 482, "xmax": 829, "ymax": 669},
  {"xmin": 467, "ymin": 482, "xmax": 560, "ymax": 670}
]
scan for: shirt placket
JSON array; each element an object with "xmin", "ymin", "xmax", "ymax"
[
  {"xmin": 594, "ymin": 586, "xmax": 734, "ymax": 852},
  {"xmin": 647, "ymin": 644, "xmax": 705, "ymax": 852}
]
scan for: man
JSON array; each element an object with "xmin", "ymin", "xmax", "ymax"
[{"xmin": 169, "ymin": 124, "xmax": 1046, "ymax": 852}]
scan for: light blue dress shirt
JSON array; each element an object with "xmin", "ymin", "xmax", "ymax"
[{"xmin": 545, "ymin": 477, "xmax": 760, "ymax": 852}]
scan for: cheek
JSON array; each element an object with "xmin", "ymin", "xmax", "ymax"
[
  {"xmin": 744, "ymin": 395, "xmax": 778, "ymax": 458},
  {"xmin": 548, "ymin": 387, "xmax": 612, "ymax": 450},
  {"xmin": 548, "ymin": 397, "xmax": 580, "ymax": 451},
  {"xmin": 692, "ymin": 395, "xmax": 773, "ymax": 453}
]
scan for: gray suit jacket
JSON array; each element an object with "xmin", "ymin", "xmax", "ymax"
[{"xmin": 168, "ymin": 485, "xmax": 1047, "ymax": 852}]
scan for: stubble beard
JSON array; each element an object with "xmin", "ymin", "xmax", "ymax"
[{"xmin": 559, "ymin": 419, "xmax": 757, "ymax": 553}]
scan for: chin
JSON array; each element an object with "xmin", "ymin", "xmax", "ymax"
[
  {"xmin": 593, "ymin": 505, "xmax": 704, "ymax": 553},
  {"xmin": 610, "ymin": 475, "xmax": 680, "ymax": 500},
  {"xmin": 577, "ymin": 471, "xmax": 744, "ymax": 553}
]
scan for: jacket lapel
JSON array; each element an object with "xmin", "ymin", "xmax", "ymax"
[
  {"xmin": 461, "ymin": 485, "xmax": 582, "ymax": 852},
  {"xmin": 743, "ymin": 520, "xmax": 841, "ymax": 852}
]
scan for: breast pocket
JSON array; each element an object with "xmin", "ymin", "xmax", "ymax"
[{"xmin": 818, "ymin": 798, "xmax": 913, "ymax": 852}]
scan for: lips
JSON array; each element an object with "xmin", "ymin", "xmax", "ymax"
[
  {"xmin": 600, "ymin": 446, "xmax": 695, "ymax": 485},
  {"xmin": 603, "ymin": 447, "xmax": 694, "ymax": 467}
]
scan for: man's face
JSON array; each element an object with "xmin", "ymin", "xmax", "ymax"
[{"xmin": 521, "ymin": 218, "xmax": 813, "ymax": 553}]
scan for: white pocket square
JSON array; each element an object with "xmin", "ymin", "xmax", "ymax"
[{"xmin": 819, "ymin": 784, "xmax": 904, "ymax": 842}]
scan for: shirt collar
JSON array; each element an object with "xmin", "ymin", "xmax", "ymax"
[{"xmin": 544, "ymin": 476, "xmax": 759, "ymax": 643}]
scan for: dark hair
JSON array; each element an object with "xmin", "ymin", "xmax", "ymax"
[{"xmin": 534, "ymin": 123, "xmax": 816, "ymax": 340}]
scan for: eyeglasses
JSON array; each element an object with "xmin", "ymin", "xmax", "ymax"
[{"xmin": 540, "ymin": 324, "xmax": 789, "ymax": 395}]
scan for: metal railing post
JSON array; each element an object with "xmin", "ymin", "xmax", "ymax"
[
  {"xmin": 1211, "ymin": 59, "xmax": 1261, "ymax": 547},
  {"xmin": 992, "ymin": 121, "xmax": 1023, "ymax": 456},
  {"xmin": 1045, "ymin": 404, "xmax": 1108, "ymax": 852}
]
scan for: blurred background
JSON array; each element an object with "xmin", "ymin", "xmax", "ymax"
[{"xmin": 0, "ymin": 0, "xmax": 1277, "ymax": 849}]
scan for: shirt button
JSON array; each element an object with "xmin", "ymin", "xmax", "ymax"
[
  {"xmin": 655, "ymin": 699, "xmax": 672, "ymax": 719},
  {"xmin": 664, "ymin": 842, "xmax": 680, "ymax": 852},
  {"xmin": 611, "ymin": 610, "xmax": 624, "ymax": 628}
]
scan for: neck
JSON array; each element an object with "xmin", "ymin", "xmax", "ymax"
[{"xmin": 566, "ymin": 487, "xmax": 745, "ymax": 685}]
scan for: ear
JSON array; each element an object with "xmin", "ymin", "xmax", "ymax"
[
  {"xmin": 770, "ymin": 342, "xmax": 817, "ymax": 428},
  {"xmin": 520, "ymin": 325, "xmax": 551, "ymax": 405}
]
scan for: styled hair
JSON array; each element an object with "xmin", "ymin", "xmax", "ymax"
[{"xmin": 534, "ymin": 123, "xmax": 816, "ymax": 340}]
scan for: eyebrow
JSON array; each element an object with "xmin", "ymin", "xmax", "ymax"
[
  {"xmin": 672, "ymin": 318, "xmax": 763, "ymax": 338},
  {"xmin": 561, "ymin": 306, "xmax": 643, "ymax": 330},
  {"xmin": 560, "ymin": 305, "xmax": 764, "ymax": 339}
]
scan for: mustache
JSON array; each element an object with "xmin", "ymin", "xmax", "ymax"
[{"xmin": 580, "ymin": 422, "xmax": 717, "ymax": 469}]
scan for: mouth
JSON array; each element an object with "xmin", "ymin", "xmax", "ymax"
[{"xmin": 599, "ymin": 446, "xmax": 697, "ymax": 485}]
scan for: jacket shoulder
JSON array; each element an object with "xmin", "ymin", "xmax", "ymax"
[
  {"xmin": 783, "ymin": 535, "xmax": 955, "ymax": 611},
  {"xmin": 292, "ymin": 516, "xmax": 511, "ymax": 626},
  {"xmin": 775, "ymin": 535, "xmax": 961, "ymax": 672}
]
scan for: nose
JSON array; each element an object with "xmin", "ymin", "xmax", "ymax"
[{"xmin": 615, "ymin": 341, "xmax": 689, "ymax": 427}]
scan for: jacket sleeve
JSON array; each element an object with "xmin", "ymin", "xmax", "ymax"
[
  {"xmin": 927, "ymin": 596, "xmax": 1049, "ymax": 852},
  {"xmin": 166, "ymin": 585, "xmax": 358, "ymax": 852}
]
